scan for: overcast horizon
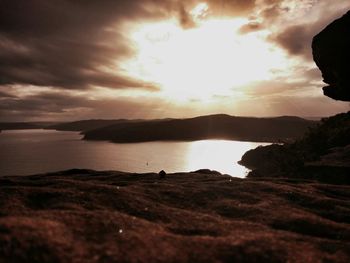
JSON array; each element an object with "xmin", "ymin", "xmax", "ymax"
[
  {"xmin": 1, "ymin": 0, "xmax": 350, "ymax": 122},
  {"xmin": 0, "ymin": 113, "xmax": 328, "ymax": 123}
]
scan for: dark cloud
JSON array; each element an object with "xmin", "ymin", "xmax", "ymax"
[
  {"xmin": 238, "ymin": 22, "xmax": 264, "ymax": 34},
  {"xmin": 0, "ymin": 92, "xmax": 85, "ymax": 113},
  {"xmin": 0, "ymin": 90, "xmax": 16, "ymax": 98},
  {"xmin": 207, "ymin": 0, "xmax": 256, "ymax": 16},
  {"xmin": 0, "ymin": 0, "xmax": 170, "ymax": 91},
  {"xmin": 270, "ymin": 24, "xmax": 314, "ymax": 59},
  {"xmin": 266, "ymin": 95, "xmax": 350, "ymax": 117},
  {"xmin": 0, "ymin": 0, "xmax": 257, "ymax": 91},
  {"xmin": 0, "ymin": 0, "xmax": 169, "ymax": 37},
  {"xmin": 269, "ymin": 4, "xmax": 350, "ymax": 60},
  {"xmin": 244, "ymin": 79, "xmax": 318, "ymax": 97},
  {"xmin": 0, "ymin": 0, "xmax": 262, "ymax": 121},
  {"xmin": 304, "ymin": 67, "xmax": 322, "ymax": 80},
  {"xmin": 259, "ymin": 1, "xmax": 285, "ymax": 22},
  {"xmin": 178, "ymin": 2, "xmax": 197, "ymax": 29},
  {"xmin": 1, "ymin": 0, "xmax": 348, "ymax": 121},
  {"xmin": 238, "ymin": 0, "xmax": 284, "ymax": 34},
  {"xmin": 167, "ymin": 0, "xmax": 256, "ymax": 29},
  {"xmin": 238, "ymin": 1, "xmax": 350, "ymax": 62},
  {"xmin": 0, "ymin": 91, "xmax": 174, "ymax": 121}
]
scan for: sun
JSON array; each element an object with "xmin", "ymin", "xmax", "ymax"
[{"xmin": 121, "ymin": 3, "xmax": 286, "ymax": 102}]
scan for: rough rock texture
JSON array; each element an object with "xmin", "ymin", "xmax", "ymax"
[
  {"xmin": 312, "ymin": 10, "xmax": 350, "ymax": 101},
  {"xmin": 1, "ymin": 169, "xmax": 350, "ymax": 263}
]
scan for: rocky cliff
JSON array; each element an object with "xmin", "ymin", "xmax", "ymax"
[
  {"xmin": 240, "ymin": 10, "xmax": 350, "ymax": 181},
  {"xmin": 312, "ymin": 11, "xmax": 350, "ymax": 101}
]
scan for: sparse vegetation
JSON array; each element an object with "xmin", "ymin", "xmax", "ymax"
[{"xmin": 240, "ymin": 111, "xmax": 350, "ymax": 180}]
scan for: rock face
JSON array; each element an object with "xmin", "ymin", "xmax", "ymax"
[
  {"xmin": 1, "ymin": 170, "xmax": 350, "ymax": 262},
  {"xmin": 239, "ymin": 111, "xmax": 350, "ymax": 182},
  {"xmin": 312, "ymin": 10, "xmax": 350, "ymax": 101}
]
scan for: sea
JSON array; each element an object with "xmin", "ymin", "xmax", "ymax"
[{"xmin": 0, "ymin": 129, "xmax": 269, "ymax": 177}]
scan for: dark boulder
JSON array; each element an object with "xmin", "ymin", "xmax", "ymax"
[
  {"xmin": 312, "ymin": 10, "xmax": 350, "ymax": 101},
  {"xmin": 158, "ymin": 170, "xmax": 166, "ymax": 179}
]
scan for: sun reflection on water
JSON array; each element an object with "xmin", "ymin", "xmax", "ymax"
[
  {"xmin": 181, "ymin": 140, "xmax": 268, "ymax": 177},
  {"xmin": 0, "ymin": 130, "xmax": 269, "ymax": 177}
]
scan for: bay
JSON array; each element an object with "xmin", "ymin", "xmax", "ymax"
[{"xmin": 0, "ymin": 129, "xmax": 269, "ymax": 177}]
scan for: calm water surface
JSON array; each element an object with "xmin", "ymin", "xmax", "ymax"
[{"xmin": 0, "ymin": 129, "xmax": 269, "ymax": 177}]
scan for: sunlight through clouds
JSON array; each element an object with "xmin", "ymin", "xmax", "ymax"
[
  {"xmin": 1, "ymin": 0, "xmax": 350, "ymax": 120},
  {"xmin": 190, "ymin": 2, "xmax": 209, "ymax": 21},
  {"xmin": 122, "ymin": 13, "xmax": 288, "ymax": 102}
]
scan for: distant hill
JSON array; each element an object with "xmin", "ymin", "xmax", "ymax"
[
  {"xmin": 0, "ymin": 122, "xmax": 58, "ymax": 130},
  {"xmin": 83, "ymin": 114, "xmax": 317, "ymax": 143},
  {"xmin": 46, "ymin": 119, "xmax": 130, "ymax": 132},
  {"xmin": 45, "ymin": 118, "xmax": 175, "ymax": 132}
]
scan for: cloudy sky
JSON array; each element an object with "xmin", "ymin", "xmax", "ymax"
[{"xmin": 0, "ymin": 0, "xmax": 349, "ymax": 121}]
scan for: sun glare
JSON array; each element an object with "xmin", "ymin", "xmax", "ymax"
[
  {"xmin": 121, "ymin": 4, "xmax": 287, "ymax": 102},
  {"xmin": 190, "ymin": 2, "xmax": 209, "ymax": 21}
]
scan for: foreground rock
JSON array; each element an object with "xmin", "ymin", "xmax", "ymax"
[
  {"xmin": 1, "ymin": 169, "xmax": 349, "ymax": 262},
  {"xmin": 312, "ymin": 10, "xmax": 350, "ymax": 101}
]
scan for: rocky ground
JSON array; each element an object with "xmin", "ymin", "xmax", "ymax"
[
  {"xmin": 1, "ymin": 169, "xmax": 349, "ymax": 263},
  {"xmin": 239, "ymin": 111, "xmax": 350, "ymax": 184}
]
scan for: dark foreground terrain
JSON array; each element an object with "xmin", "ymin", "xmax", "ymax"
[{"xmin": 1, "ymin": 169, "xmax": 349, "ymax": 263}]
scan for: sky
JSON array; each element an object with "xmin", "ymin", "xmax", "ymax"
[{"xmin": 0, "ymin": 0, "xmax": 350, "ymax": 121}]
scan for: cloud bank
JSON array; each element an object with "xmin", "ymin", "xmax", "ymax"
[{"xmin": 0, "ymin": 0, "xmax": 349, "ymax": 121}]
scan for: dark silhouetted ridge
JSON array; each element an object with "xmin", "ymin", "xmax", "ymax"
[
  {"xmin": 0, "ymin": 122, "xmax": 57, "ymax": 130},
  {"xmin": 239, "ymin": 111, "xmax": 350, "ymax": 183},
  {"xmin": 83, "ymin": 114, "xmax": 316, "ymax": 143},
  {"xmin": 46, "ymin": 119, "xmax": 130, "ymax": 132}
]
